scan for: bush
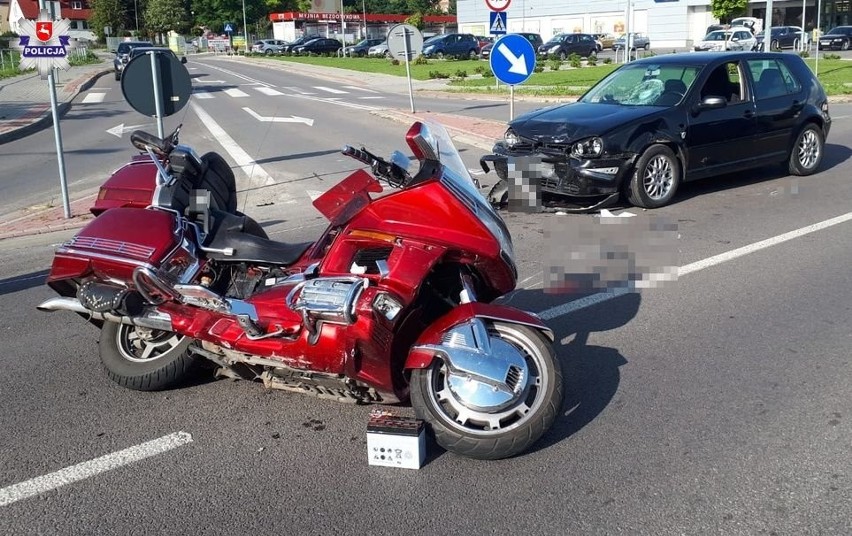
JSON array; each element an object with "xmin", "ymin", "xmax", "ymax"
[
  {"xmin": 823, "ymin": 53, "xmax": 841, "ymax": 60},
  {"xmin": 413, "ymin": 55, "xmax": 429, "ymax": 65},
  {"xmin": 799, "ymin": 50, "xmax": 810, "ymax": 58},
  {"xmin": 428, "ymin": 70, "xmax": 449, "ymax": 79},
  {"xmin": 391, "ymin": 58, "xmax": 400, "ymax": 65},
  {"xmin": 587, "ymin": 54, "xmax": 597, "ymax": 66},
  {"xmin": 533, "ymin": 65, "xmax": 544, "ymax": 73},
  {"xmin": 548, "ymin": 59, "xmax": 562, "ymax": 72},
  {"xmin": 569, "ymin": 53, "xmax": 581, "ymax": 68},
  {"xmin": 473, "ymin": 65, "xmax": 487, "ymax": 75},
  {"xmin": 481, "ymin": 69, "xmax": 494, "ymax": 77},
  {"xmin": 453, "ymin": 69, "xmax": 468, "ymax": 79},
  {"xmin": 603, "ymin": 57, "xmax": 613, "ymax": 64}
]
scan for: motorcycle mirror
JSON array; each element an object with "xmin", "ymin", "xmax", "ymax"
[{"xmin": 389, "ymin": 151, "xmax": 411, "ymax": 174}]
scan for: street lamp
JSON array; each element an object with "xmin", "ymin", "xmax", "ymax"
[{"xmin": 134, "ymin": 0, "xmax": 139, "ymax": 33}]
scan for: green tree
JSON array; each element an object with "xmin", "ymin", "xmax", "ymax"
[
  {"xmin": 405, "ymin": 12, "xmax": 424, "ymax": 29},
  {"xmin": 90, "ymin": 0, "xmax": 127, "ymax": 41},
  {"xmin": 145, "ymin": 0, "xmax": 190, "ymax": 40},
  {"xmin": 710, "ymin": 0, "xmax": 748, "ymax": 23}
]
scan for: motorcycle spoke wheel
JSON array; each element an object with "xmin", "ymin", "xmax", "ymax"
[{"xmin": 411, "ymin": 322, "xmax": 563, "ymax": 460}]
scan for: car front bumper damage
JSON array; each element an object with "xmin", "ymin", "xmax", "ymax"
[{"xmin": 480, "ymin": 143, "xmax": 636, "ymax": 213}]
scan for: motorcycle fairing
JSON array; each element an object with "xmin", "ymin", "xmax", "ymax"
[{"xmin": 404, "ymin": 302, "xmax": 554, "ymax": 370}]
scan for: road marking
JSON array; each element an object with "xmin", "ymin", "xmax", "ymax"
[
  {"xmin": 255, "ymin": 87, "xmax": 284, "ymax": 96},
  {"xmin": 537, "ymin": 211, "xmax": 852, "ymax": 320},
  {"xmin": 81, "ymin": 92, "xmax": 106, "ymax": 104},
  {"xmin": 287, "ymin": 93, "xmax": 381, "ymax": 111},
  {"xmin": 343, "ymin": 86, "xmax": 379, "ymax": 93},
  {"xmin": 200, "ymin": 63, "xmax": 274, "ymax": 87},
  {"xmin": 190, "ymin": 101, "xmax": 277, "ymax": 188},
  {"xmin": 193, "ymin": 90, "xmax": 214, "ymax": 99},
  {"xmin": 314, "ymin": 86, "xmax": 348, "ymax": 94},
  {"xmin": 0, "ymin": 432, "xmax": 192, "ymax": 507},
  {"xmin": 243, "ymin": 107, "xmax": 314, "ymax": 125},
  {"xmin": 358, "ymin": 96, "xmax": 385, "ymax": 100},
  {"xmin": 281, "ymin": 86, "xmax": 315, "ymax": 95},
  {"xmin": 223, "ymin": 88, "xmax": 250, "ymax": 98},
  {"xmin": 106, "ymin": 122, "xmax": 151, "ymax": 138}
]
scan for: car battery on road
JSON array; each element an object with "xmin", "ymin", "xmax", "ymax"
[{"xmin": 367, "ymin": 412, "xmax": 426, "ymax": 469}]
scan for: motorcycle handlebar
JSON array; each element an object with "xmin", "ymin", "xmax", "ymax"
[{"xmin": 341, "ymin": 144, "xmax": 406, "ymax": 187}]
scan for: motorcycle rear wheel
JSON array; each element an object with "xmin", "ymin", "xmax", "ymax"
[
  {"xmin": 99, "ymin": 321, "xmax": 197, "ymax": 391},
  {"xmin": 410, "ymin": 322, "xmax": 563, "ymax": 460}
]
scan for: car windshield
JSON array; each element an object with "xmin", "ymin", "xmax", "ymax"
[
  {"xmin": 705, "ymin": 32, "xmax": 732, "ymax": 41},
  {"xmin": 581, "ymin": 63, "xmax": 702, "ymax": 106},
  {"xmin": 828, "ymin": 27, "xmax": 852, "ymax": 35}
]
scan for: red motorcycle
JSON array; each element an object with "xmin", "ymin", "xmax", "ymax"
[{"xmin": 39, "ymin": 121, "xmax": 563, "ymax": 460}]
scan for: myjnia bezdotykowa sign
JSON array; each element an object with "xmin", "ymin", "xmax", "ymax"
[{"xmin": 15, "ymin": 9, "xmax": 72, "ymax": 79}]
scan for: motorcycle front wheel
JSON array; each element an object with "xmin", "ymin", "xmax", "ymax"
[
  {"xmin": 99, "ymin": 321, "xmax": 197, "ymax": 391},
  {"xmin": 410, "ymin": 322, "xmax": 563, "ymax": 460}
]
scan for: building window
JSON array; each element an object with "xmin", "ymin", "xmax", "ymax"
[{"xmin": 72, "ymin": 1, "xmax": 82, "ymax": 9}]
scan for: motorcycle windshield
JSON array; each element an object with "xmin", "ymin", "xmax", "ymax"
[{"xmin": 414, "ymin": 122, "xmax": 516, "ymax": 268}]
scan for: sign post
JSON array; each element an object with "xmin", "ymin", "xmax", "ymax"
[
  {"xmin": 489, "ymin": 34, "xmax": 535, "ymax": 120},
  {"xmin": 387, "ymin": 24, "xmax": 423, "ymax": 113}
]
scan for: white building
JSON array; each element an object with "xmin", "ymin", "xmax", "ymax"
[{"xmin": 456, "ymin": 0, "xmax": 821, "ymax": 49}]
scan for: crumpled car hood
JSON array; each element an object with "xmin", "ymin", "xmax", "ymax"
[{"xmin": 509, "ymin": 102, "xmax": 663, "ymax": 144}]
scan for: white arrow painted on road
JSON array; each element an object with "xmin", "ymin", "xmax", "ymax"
[
  {"xmin": 497, "ymin": 43, "xmax": 528, "ymax": 76},
  {"xmin": 106, "ymin": 123, "xmax": 151, "ymax": 138},
  {"xmin": 242, "ymin": 107, "xmax": 314, "ymax": 126}
]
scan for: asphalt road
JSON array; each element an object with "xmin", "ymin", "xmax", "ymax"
[{"xmin": 0, "ymin": 59, "xmax": 851, "ymax": 534}]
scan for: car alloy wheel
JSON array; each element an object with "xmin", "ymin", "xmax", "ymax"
[
  {"xmin": 627, "ymin": 144, "xmax": 681, "ymax": 209},
  {"xmin": 644, "ymin": 155, "xmax": 674, "ymax": 199},
  {"xmin": 789, "ymin": 124, "xmax": 824, "ymax": 175}
]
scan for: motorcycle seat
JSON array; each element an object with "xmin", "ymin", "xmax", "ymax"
[{"xmin": 203, "ymin": 210, "xmax": 312, "ymax": 266}]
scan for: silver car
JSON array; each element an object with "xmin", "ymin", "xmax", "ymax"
[
  {"xmin": 694, "ymin": 29, "xmax": 756, "ymax": 52},
  {"xmin": 367, "ymin": 41, "xmax": 390, "ymax": 58}
]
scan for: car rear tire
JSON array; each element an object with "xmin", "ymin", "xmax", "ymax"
[
  {"xmin": 114, "ymin": 71, "xmax": 120, "ymax": 81},
  {"xmin": 627, "ymin": 145, "xmax": 681, "ymax": 209},
  {"xmin": 843, "ymin": 41, "xmax": 850, "ymax": 51},
  {"xmin": 788, "ymin": 124, "xmax": 824, "ymax": 176},
  {"xmin": 644, "ymin": 43, "xmax": 650, "ymax": 50},
  {"xmin": 265, "ymin": 49, "xmax": 273, "ymax": 56},
  {"xmin": 771, "ymin": 39, "xmax": 780, "ymax": 50}
]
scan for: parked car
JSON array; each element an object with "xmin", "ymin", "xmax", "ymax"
[
  {"xmin": 480, "ymin": 32, "xmax": 543, "ymax": 59},
  {"xmin": 613, "ymin": 32, "xmax": 651, "ymax": 51},
  {"xmin": 537, "ymin": 33, "xmax": 597, "ymax": 59},
  {"xmin": 594, "ymin": 33, "xmax": 617, "ymax": 51},
  {"xmin": 343, "ymin": 38, "xmax": 384, "ymax": 57},
  {"xmin": 475, "ymin": 35, "xmax": 494, "ymax": 50},
  {"xmin": 754, "ymin": 26, "xmax": 809, "ymax": 50},
  {"xmin": 730, "ymin": 16, "xmax": 763, "ymax": 35},
  {"xmin": 252, "ymin": 39, "xmax": 287, "ymax": 55},
  {"xmin": 367, "ymin": 41, "xmax": 390, "ymax": 57},
  {"xmin": 480, "ymin": 52, "xmax": 830, "ymax": 210},
  {"xmin": 113, "ymin": 40, "xmax": 153, "ymax": 80},
  {"xmin": 694, "ymin": 29, "xmax": 756, "ymax": 52},
  {"xmin": 280, "ymin": 35, "xmax": 321, "ymax": 54},
  {"xmin": 127, "ymin": 47, "xmax": 186, "ymax": 66},
  {"xmin": 293, "ymin": 38, "xmax": 342, "ymax": 55},
  {"xmin": 422, "ymin": 33, "xmax": 480, "ymax": 59},
  {"xmin": 818, "ymin": 26, "xmax": 852, "ymax": 50}
]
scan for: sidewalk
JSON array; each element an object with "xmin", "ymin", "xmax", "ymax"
[{"xmin": 0, "ymin": 55, "xmax": 507, "ymax": 241}]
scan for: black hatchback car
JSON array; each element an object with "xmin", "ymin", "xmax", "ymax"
[
  {"xmin": 538, "ymin": 33, "xmax": 598, "ymax": 59},
  {"xmin": 480, "ymin": 52, "xmax": 831, "ymax": 210},
  {"xmin": 293, "ymin": 38, "xmax": 342, "ymax": 55}
]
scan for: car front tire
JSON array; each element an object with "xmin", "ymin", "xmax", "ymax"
[
  {"xmin": 788, "ymin": 123, "xmax": 824, "ymax": 176},
  {"xmin": 627, "ymin": 145, "xmax": 681, "ymax": 209}
]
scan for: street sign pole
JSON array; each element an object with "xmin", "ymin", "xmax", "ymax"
[
  {"xmin": 149, "ymin": 52, "xmax": 165, "ymax": 138},
  {"xmin": 489, "ymin": 34, "xmax": 535, "ymax": 122},
  {"xmin": 403, "ymin": 29, "xmax": 414, "ymax": 113},
  {"xmin": 510, "ymin": 85, "xmax": 514, "ymax": 120}
]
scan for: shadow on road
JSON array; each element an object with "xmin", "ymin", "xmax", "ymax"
[{"xmin": 0, "ymin": 269, "xmax": 49, "ymax": 296}]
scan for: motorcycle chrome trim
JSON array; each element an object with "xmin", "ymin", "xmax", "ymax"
[
  {"xmin": 459, "ymin": 272, "xmax": 477, "ymax": 304},
  {"xmin": 145, "ymin": 146, "xmax": 175, "ymax": 186},
  {"xmin": 37, "ymin": 297, "xmax": 173, "ymax": 331},
  {"xmin": 133, "ymin": 266, "xmax": 181, "ymax": 303},
  {"xmin": 61, "ymin": 235, "xmax": 156, "ymax": 260},
  {"xmin": 286, "ymin": 276, "xmax": 368, "ymax": 326},
  {"xmin": 173, "ymin": 284, "xmax": 230, "ymax": 313},
  {"xmin": 375, "ymin": 259, "xmax": 390, "ymax": 279},
  {"xmin": 414, "ymin": 318, "xmax": 530, "ymax": 412},
  {"xmin": 197, "ymin": 244, "xmax": 234, "ymax": 257},
  {"xmin": 58, "ymin": 246, "xmax": 155, "ymax": 272}
]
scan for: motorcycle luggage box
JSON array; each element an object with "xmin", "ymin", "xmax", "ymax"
[{"xmin": 59, "ymin": 207, "xmax": 181, "ymax": 276}]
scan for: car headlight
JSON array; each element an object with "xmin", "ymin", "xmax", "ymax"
[
  {"xmin": 548, "ymin": 45, "xmax": 561, "ymax": 53},
  {"xmin": 504, "ymin": 128, "xmax": 520, "ymax": 147},
  {"xmin": 424, "ymin": 45, "xmax": 435, "ymax": 53},
  {"xmin": 571, "ymin": 137, "xmax": 604, "ymax": 157}
]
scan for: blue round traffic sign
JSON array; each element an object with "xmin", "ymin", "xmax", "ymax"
[{"xmin": 489, "ymin": 34, "xmax": 536, "ymax": 86}]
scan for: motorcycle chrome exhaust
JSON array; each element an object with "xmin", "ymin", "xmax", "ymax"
[{"xmin": 37, "ymin": 297, "xmax": 173, "ymax": 332}]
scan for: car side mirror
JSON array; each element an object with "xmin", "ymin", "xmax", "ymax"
[{"xmin": 693, "ymin": 96, "xmax": 727, "ymax": 115}]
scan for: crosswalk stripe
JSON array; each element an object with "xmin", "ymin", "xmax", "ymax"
[
  {"xmin": 281, "ymin": 86, "xmax": 315, "ymax": 95},
  {"xmin": 81, "ymin": 92, "xmax": 106, "ymax": 104},
  {"xmin": 255, "ymin": 87, "xmax": 284, "ymax": 96},
  {"xmin": 193, "ymin": 91, "xmax": 214, "ymax": 99},
  {"xmin": 223, "ymin": 88, "xmax": 250, "ymax": 98},
  {"xmin": 342, "ymin": 86, "xmax": 379, "ymax": 93},
  {"xmin": 358, "ymin": 96, "xmax": 385, "ymax": 100},
  {"xmin": 314, "ymin": 86, "xmax": 348, "ymax": 94}
]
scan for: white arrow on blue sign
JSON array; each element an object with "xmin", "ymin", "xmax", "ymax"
[{"xmin": 489, "ymin": 33, "xmax": 536, "ymax": 86}]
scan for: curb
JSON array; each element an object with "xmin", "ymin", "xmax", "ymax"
[
  {"xmin": 0, "ymin": 67, "xmax": 112, "ymax": 145},
  {"xmin": 371, "ymin": 109, "xmax": 500, "ymax": 152}
]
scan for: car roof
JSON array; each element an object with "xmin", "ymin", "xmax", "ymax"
[{"xmin": 631, "ymin": 51, "xmax": 786, "ymax": 65}]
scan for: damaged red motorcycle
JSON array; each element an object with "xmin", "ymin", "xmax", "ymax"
[{"xmin": 38, "ymin": 121, "xmax": 563, "ymax": 460}]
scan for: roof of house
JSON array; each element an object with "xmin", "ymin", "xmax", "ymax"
[{"xmin": 14, "ymin": 0, "xmax": 92, "ymax": 20}]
